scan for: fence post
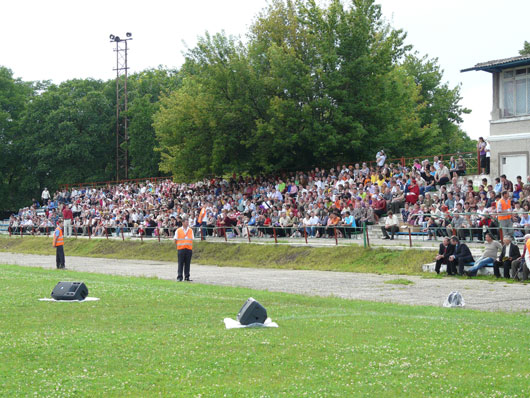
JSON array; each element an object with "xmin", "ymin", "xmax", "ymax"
[
  {"xmin": 20, "ymin": 227, "xmax": 23, "ymax": 238},
  {"xmin": 8, "ymin": 226, "xmax": 11, "ymax": 237},
  {"xmin": 304, "ymin": 227, "xmax": 308, "ymax": 244},
  {"xmin": 122, "ymin": 228, "xmax": 125, "ymax": 241},
  {"xmin": 200, "ymin": 227, "xmax": 204, "ymax": 241},
  {"xmin": 74, "ymin": 225, "xmax": 78, "ymax": 239},
  {"xmin": 273, "ymin": 227, "xmax": 278, "ymax": 244},
  {"xmin": 88, "ymin": 227, "xmax": 91, "ymax": 240},
  {"xmin": 140, "ymin": 230, "xmax": 143, "ymax": 243},
  {"xmin": 365, "ymin": 223, "xmax": 370, "ymax": 247},
  {"xmin": 334, "ymin": 227, "xmax": 338, "ymax": 245},
  {"xmin": 408, "ymin": 227, "xmax": 412, "ymax": 248},
  {"xmin": 157, "ymin": 227, "xmax": 161, "ymax": 243},
  {"xmin": 247, "ymin": 226, "xmax": 251, "ymax": 243},
  {"xmin": 362, "ymin": 222, "xmax": 367, "ymax": 248},
  {"xmin": 224, "ymin": 227, "xmax": 227, "ymax": 242},
  {"xmin": 105, "ymin": 226, "xmax": 109, "ymax": 240}
]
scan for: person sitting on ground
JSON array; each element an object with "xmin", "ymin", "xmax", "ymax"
[
  {"xmin": 493, "ymin": 236, "xmax": 521, "ymax": 278},
  {"xmin": 435, "ymin": 237, "xmax": 455, "ymax": 274},
  {"xmin": 448, "ymin": 236, "xmax": 474, "ymax": 276},
  {"xmin": 510, "ymin": 234, "xmax": 530, "ymax": 281},
  {"xmin": 381, "ymin": 210, "xmax": 399, "ymax": 240},
  {"xmin": 464, "ymin": 233, "xmax": 502, "ymax": 277}
]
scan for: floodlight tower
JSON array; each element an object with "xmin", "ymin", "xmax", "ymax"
[{"xmin": 109, "ymin": 32, "xmax": 132, "ymax": 181}]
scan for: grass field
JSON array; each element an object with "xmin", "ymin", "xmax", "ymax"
[
  {"xmin": 1, "ymin": 264, "xmax": 529, "ymax": 397},
  {"xmin": 0, "ymin": 235, "xmax": 435, "ymax": 275}
]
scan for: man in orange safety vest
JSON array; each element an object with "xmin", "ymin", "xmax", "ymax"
[
  {"xmin": 174, "ymin": 215, "xmax": 194, "ymax": 281},
  {"xmin": 52, "ymin": 219, "xmax": 66, "ymax": 269}
]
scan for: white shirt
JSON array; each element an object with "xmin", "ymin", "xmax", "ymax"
[
  {"xmin": 385, "ymin": 215, "xmax": 399, "ymax": 227},
  {"xmin": 173, "ymin": 226, "xmax": 194, "ymax": 240}
]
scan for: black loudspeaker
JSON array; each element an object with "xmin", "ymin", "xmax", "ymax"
[
  {"xmin": 51, "ymin": 282, "xmax": 89, "ymax": 301},
  {"xmin": 237, "ymin": 298, "xmax": 267, "ymax": 325}
]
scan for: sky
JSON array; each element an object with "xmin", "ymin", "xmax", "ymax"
[{"xmin": 2, "ymin": 0, "xmax": 529, "ymax": 140}]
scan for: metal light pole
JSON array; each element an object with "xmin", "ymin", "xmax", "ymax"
[{"xmin": 109, "ymin": 33, "xmax": 132, "ymax": 181}]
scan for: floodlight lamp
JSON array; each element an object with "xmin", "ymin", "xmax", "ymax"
[
  {"xmin": 126, "ymin": 32, "xmax": 132, "ymax": 38},
  {"xmin": 114, "ymin": 36, "xmax": 121, "ymax": 42},
  {"xmin": 109, "ymin": 34, "xmax": 115, "ymax": 40}
]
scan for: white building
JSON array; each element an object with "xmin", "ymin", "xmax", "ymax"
[{"xmin": 462, "ymin": 55, "xmax": 530, "ymax": 181}]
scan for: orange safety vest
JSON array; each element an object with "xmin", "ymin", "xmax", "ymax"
[
  {"xmin": 175, "ymin": 227, "xmax": 193, "ymax": 250},
  {"xmin": 53, "ymin": 227, "xmax": 64, "ymax": 247},
  {"xmin": 198, "ymin": 207, "xmax": 207, "ymax": 224},
  {"xmin": 498, "ymin": 199, "xmax": 512, "ymax": 221}
]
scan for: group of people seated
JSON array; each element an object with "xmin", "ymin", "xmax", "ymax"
[
  {"xmin": 7, "ymin": 152, "xmax": 530, "ymax": 246},
  {"xmin": 434, "ymin": 233, "xmax": 530, "ymax": 281}
]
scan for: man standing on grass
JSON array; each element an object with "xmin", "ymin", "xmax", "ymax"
[
  {"xmin": 53, "ymin": 219, "xmax": 65, "ymax": 269},
  {"xmin": 174, "ymin": 215, "xmax": 193, "ymax": 282}
]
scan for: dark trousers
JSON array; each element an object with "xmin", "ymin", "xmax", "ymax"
[
  {"xmin": 56, "ymin": 245, "xmax": 65, "ymax": 269},
  {"xmin": 493, "ymin": 260, "xmax": 511, "ymax": 278},
  {"xmin": 511, "ymin": 259, "xmax": 529, "ymax": 281},
  {"xmin": 435, "ymin": 258, "xmax": 449, "ymax": 274},
  {"xmin": 177, "ymin": 249, "xmax": 192, "ymax": 280},
  {"xmin": 381, "ymin": 225, "xmax": 399, "ymax": 239},
  {"xmin": 448, "ymin": 255, "xmax": 474, "ymax": 275}
]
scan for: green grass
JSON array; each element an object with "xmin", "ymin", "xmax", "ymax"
[
  {"xmin": 0, "ymin": 236, "xmax": 435, "ymax": 275},
  {"xmin": 384, "ymin": 278, "xmax": 415, "ymax": 285},
  {"xmin": 1, "ymin": 264, "xmax": 529, "ymax": 397}
]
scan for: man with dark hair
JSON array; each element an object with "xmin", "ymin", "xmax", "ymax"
[
  {"xmin": 434, "ymin": 237, "xmax": 455, "ymax": 274},
  {"xmin": 493, "ymin": 236, "xmax": 521, "ymax": 278},
  {"xmin": 497, "ymin": 190, "xmax": 513, "ymax": 237},
  {"xmin": 174, "ymin": 215, "xmax": 194, "ymax": 282},
  {"xmin": 52, "ymin": 219, "xmax": 65, "ymax": 269},
  {"xmin": 448, "ymin": 236, "xmax": 474, "ymax": 276},
  {"xmin": 381, "ymin": 210, "xmax": 399, "ymax": 240}
]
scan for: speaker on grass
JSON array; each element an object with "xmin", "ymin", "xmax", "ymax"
[
  {"xmin": 237, "ymin": 298, "xmax": 267, "ymax": 325},
  {"xmin": 51, "ymin": 282, "xmax": 89, "ymax": 301}
]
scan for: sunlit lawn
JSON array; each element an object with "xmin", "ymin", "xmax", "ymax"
[{"xmin": 1, "ymin": 264, "xmax": 529, "ymax": 397}]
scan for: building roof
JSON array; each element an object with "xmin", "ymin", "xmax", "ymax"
[{"xmin": 461, "ymin": 54, "xmax": 530, "ymax": 73}]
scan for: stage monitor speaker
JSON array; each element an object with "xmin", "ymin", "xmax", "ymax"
[
  {"xmin": 237, "ymin": 297, "xmax": 267, "ymax": 325},
  {"xmin": 51, "ymin": 282, "xmax": 89, "ymax": 301}
]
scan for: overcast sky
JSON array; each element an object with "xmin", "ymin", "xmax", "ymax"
[{"xmin": 2, "ymin": 0, "xmax": 529, "ymax": 140}]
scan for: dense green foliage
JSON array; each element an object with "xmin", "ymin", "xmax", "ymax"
[
  {"xmin": 0, "ymin": 67, "xmax": 176, "ymax": 213},
  {"xmin": 1, "ymin": 0, "xmax": 474, "ymax": 211},
  {"xmin": 519, "ymin": 40, "xmax": 530, "ymax": 55},
  {"xmin": 2, "ymin": 264, "xmax": 530, "ymax": 397},
  {"xmin": 155, "ymin": 0, "xmax": 473, "ymax": 180}
]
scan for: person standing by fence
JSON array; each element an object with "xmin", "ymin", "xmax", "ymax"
[
  {"xmin": 53, "ymin": 219, "xmax": 65, "ymax": 269},
  {"xmin": 497, "ymin": 191, "xmax": 513, "ymax": 238},
  {"xmin": 174, "ymin": 215, "xmax": 194, "ymax": 282},
  {"xmin": 62, "ymin": 204, "xmax": 73, "ymax": 237}
]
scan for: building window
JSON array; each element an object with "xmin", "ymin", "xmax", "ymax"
[{"xmin": 502, "ymin": 68, "xmax": 530, "ymax": 117}]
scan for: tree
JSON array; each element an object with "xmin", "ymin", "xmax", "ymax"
[
  {"xmin": 126, "ymin": 68, "xmax": 180, "ymax": 178},
  {"xmin": 0, "ymin": 66, "xmax": 34, "ymax": 212},
  {"xmin": 16, "ymin": 79, "xmax": 115, "ymax": 199},
  {"xmin": 519, "ymin": 41, "xmax": 530, "ymax": 55},
  {"xmin": 154, "ymin": 0, "xmax": 468, "ymax": 178}
]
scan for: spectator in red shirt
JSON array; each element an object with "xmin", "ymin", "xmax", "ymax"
[{"xmin": 62, "ymin": 205, "xmax": 74, "ymax": 237}]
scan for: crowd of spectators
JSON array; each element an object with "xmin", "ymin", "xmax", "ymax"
[{"xmin": 7, "ymin": 154, "xmax": 530, "ymax": 242}]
